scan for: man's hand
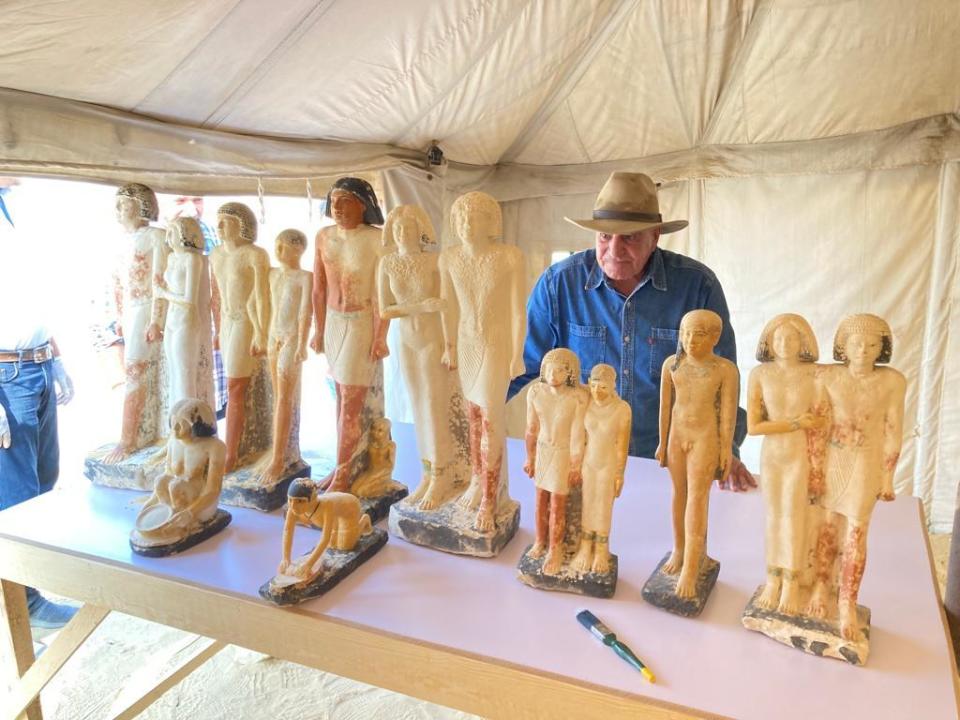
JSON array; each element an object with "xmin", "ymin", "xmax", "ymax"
[
  {"xmin": 370, "ymin": 338, "xmax": 389, "ymax": 361},
  {"xmin": 52, "ymin": 358, "xmax": 74, "ymax": 405},
  {"xmin": 523, "ymin": 457, "xmax": 535, "ymax": 478},
  {"xmin": 0, "ymin": 404, "xmax": 10, "ymax": 449},
  {"xmin": 654, "ymin": 443, "xmax": 667, "ymax": 468},
  {"xmin": 441, "ymin": 345, "xmax": 457, "ymax": 370},
  {"xmin": 250, "ymin": 336, "xmax": 267, "ymax": 357},
  {"xmin": 146, "ymin": 323, "xmax": 163, "ymax": 343},
  {"xmin": 569, "ymin": 468, "xmax": 582, "ymax": 487},
  {"xmin": 718, "ymin": 456, "xmax": 756, "ymax": 492},
  {"xmin": 310, "ymin": 332, "xmax": 323, "ymax": 354}
]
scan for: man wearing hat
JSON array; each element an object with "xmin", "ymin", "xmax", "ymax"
[{"xmin": 508, "ymin": 172, "xmax": 754, "ymax": 491}]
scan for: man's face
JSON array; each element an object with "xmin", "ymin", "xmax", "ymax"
[
  {"xmin": 217, "ymin": 213, "xmax": 242, "ymax": 244},
  {"xmin": 330, "ymin": 190, "xmax": 365, "ymax": 229},
  {"xmin": 543, "ymin": 360, "xmax": 567, "ymax": 388},
  {"xmin": 116, "ymin": 196, "xmax": 143, "ymax": 230},
  {"xmin": 844, "ymin": 332, "xmax": 882, "ymax": 367},
  {"xmin": 772, "ymin": 325, "xmax": 801, "ymax": 361},
  {"xmin": 276, "ymin": 238, "xmax": 304, "ymax": 267},
  {"xmin": 595, "ymin": 228, "xmax": 660, "ymax": 289},
  {"xmin": 681, "ymin": 322, "xmax": 716, "ymax": 359}
]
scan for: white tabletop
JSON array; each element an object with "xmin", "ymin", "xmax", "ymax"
[{"xmin": 0, "ymin": 423, "xmax": 956, "ymax": 720}]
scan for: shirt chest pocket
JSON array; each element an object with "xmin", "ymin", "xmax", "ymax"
[
  {"xmin": 649, "ymin": 327, "xmax": 679, "ymax": 381},
  {"xmin": 567, "ymin": 322, "xmax": 606, "ymax": 380}
]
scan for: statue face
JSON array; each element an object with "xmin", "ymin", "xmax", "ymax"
[
  {"xmin": 680, "ymin": 322, "xmax": 716, "ymax": 359},
  {"xmin": 217, "ymin": 213, "xmax": 242, "ymax": 244},
  {"xmin": 771, "ymin": 324, "xmax": 801, "ymax": 361},
  {"xmin": 330, "ymin": 190, "xmax": 365, "ymax": 229},
  {"xmin": 395, "ymin": 214, "xmax": 422, "ymax": 253},
  {"xmin": 453, "ymin": 205, "xmax": 496, "ymax": 246},
  {"xmin": 165, "ymin": 225, "xmax": 185, "ymax": 253},
  {"xmin": 275, "ymin": 238, "xmax": 304, "ymax": 266},
  {"xmin": 595, "ymin": 228, "xmax": 659, "ymax": 290},
  {"xmin": 589, "ymin": 375, "xmax": 612, "ymax": 402},
  {"xmin": 371, "ymin": 421, "xmax": 388, "ymax": 442},
  {"xmin": 843, "ymin": 332, "xmax": 882, "ymax": 367},
  {"xmin": 543, "ymin": 360, "xmax": 567, "ymax": 388},
  {"xmin": 170, "ymin": 415, "xmax": 191, "ymax": 440},
  {"xmin": 116, "ymin": 196, "xmax": 143, "ymax": 230}
]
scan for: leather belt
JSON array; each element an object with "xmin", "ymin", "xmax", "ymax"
[{"xmin": 0, "ymin": 344, "xmax": 54, "ymax": 364}]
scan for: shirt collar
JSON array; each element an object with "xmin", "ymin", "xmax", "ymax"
[{"xmin": 585, "ymin": 247, "xmax": 668, "ymax": 293}]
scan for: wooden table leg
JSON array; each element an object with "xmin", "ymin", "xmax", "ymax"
[{"xmin": 0, "ymin": 579, "xmax": 42, "ymax": 720}]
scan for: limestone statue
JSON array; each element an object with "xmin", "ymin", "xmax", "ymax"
[
  {"xmin": 146, "ymin": 217, "xmax": 215, "ymax": 410},
  {"xmin": 808, "ymin": 314, "xmax": 905, "ymax": 642},
  {"xmin": 209, "ymin": 202, "xmax": 272, "ymax": 474},
  {"xmin": 377, "ymin": 205, "xmax": 465, "ymax": 510},
  {"xmin": 439, "ymin": 191, "xmax": 526, "ymax": 534},
  {"xmin": 130, "ymin": 398, "xmax": 231, "ymax": 556},
  {"xmin": 259, "ymin": 478, "xmax": 388, "ymax": 606},
  {"xmin": 103, "ymin": 183, "xmax": 170, "ymax": 464},
  {"xmin": 643, "ymin": 309, "xmax": 739, "ymax": 616},
  {"xmin": 745, "ymin": 313, "xmax": 827, "ymax": 614},
  {"xmin": 520, "ymin": 349, "xmax": 587, "ymax": 575},
  {"xmin": 571, "ymin": 364, "xmax": 631, "ymax": 577},
  {"xmin": 310, "ymin": 178, "xmax": 403, "ymax": 519},
  {"xmin": 256, "ymin": 229, "xmax": 313, "ymax": 486},
  {"xmin": 351, "ymin": 418, "xmax": 396, "ymax": 499}
]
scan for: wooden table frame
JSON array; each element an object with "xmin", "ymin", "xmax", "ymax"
[{"xmin": 0, "ymin": 534, "xmax": 713, "ymax": 720}]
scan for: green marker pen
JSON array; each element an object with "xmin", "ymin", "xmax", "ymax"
[{"xmin": 576, "ymin": 609, "xmax": 656, "ymax": 683}]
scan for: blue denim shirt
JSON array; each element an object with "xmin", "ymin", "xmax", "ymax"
[{"xmin": 508, "ymin": 247, "xmax": 747, "ymax": 458}]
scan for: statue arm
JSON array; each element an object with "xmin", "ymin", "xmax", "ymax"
[
  {"xmin": 149, "ymin": 233, "xmax": 170, "ymax": 328},
  {"xmin": 184, "ymin": 441, "xmax": 225, "ymax": 519},
  {"xmin": 655, "ymin": 358, "xmax": 674, "ymax": 466},
  {"xmin": 311, "ymin": 237, "xmax": 327, "ymax": 353},
  {"xmin": 615, "ymin": 404, "xmax": 632, "ymax": 495},
  {"xmin": 252, "ymin": 251, "xmax": 271, "ymax": 353},
  {"xmin": 880, "ymin": 372, "xmax": 907, "ymax": 499},
  {"xmin": 509, "ymin": 250, "xmax": 527, "ymax": 378},
  {"xmin": 438, "ymin": 255, "xmax": 458, "ymax": 369},
  {"xmin": 297, "ymin": 272, "xmax": 313, "ymax": 360},
  {"xmin": 718, "ymin": 363, "xmax": 739, "ymax": 480},
  {"xmin": 279, "ymin": 508, "xmax": 297, "ymax": 572},
  {"xmin": 370, "ymin": 257, "xmax": 390, "ymax": 361},
  {"xmin": 210, "ymin": 263, "xmax": 222, "ymax": 348},
  {"xmin": 523, "ymin": 388, "xmax": 540, "ymax": 478},
  {"xmin": 569, "ymin": 392, "xmax": 587, "ymax": 483},
  {"xmin": 302, "ymin": 506, "xmax": 334, "ymax": 574}
]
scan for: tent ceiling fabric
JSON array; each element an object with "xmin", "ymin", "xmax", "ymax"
[{"xmin": 1, "ymin": 0, "xmax": 957, "ymax": 191}]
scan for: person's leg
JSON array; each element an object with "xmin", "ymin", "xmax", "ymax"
[{"xmin": 0, "ymin": 360, "xmax": 75, "ymax": 628}]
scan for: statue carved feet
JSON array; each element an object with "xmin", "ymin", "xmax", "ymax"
[
  {"xmin": 590, "ymin": 552, "xmax": 610, "ymax": 575},
  {"xmin": 570, "ymin": 543, "xmax": 592, "ymax": 573},
  {"xmin": 756, "ymin": 579, "xmax": 782, "ymax": 611},
  {"xmin": 662, "ymin": 550, "xmax": 683, "ymax": 575},
  {"xmin": 675, "ymin": 571, "xmax": 697, "ymax": 599},
  {"xmin": 542, "ymin": 549, "xmax": 562, "ymax": 575},
  {"xmin": 474, "ymin": 500, "xmax": 495, "ymax": 532}
]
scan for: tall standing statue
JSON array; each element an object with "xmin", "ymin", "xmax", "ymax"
[
  {"xmin": 310, "ymin": 178, "xmax": 401, "ymax": 516},
  {"xmin": 146, "ymin": 217, "xmax": 215, "ymax": 409},
  {"xmin": 439, "ymin": 191, "xmax": 526, "ymax": 534},
  {"xmin": 102, "ymin": 183, "xmax": 170, "ymax": 465},
  {"xmin": 643, "ymin": 309, "xmax": 739, "ymax": 616},
  {"xmin": 571, "ymin": 364, "xmax": 631, "ymax": 577},
  {"xmin": 210, "ymin": 202, "xmax": 271, "ymax": 474},
  {"xmin": 378, "ymin": 206, "xmax": 466, "ymax": 509},
  {"xmin": 745, "ymin": 314, "xmax": 826, "ymax": 614},
  {"xmin": 256, "ymin": 229, "xmax": 312, "ymax": 486},
  {"xmin": 808, "ymin": 314, "xmax": 905, "ymax": 641}
]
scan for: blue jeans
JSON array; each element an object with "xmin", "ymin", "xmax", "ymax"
[{"xmin": 0, "ymin": 359, "xmax": 59, "ymax": 511}]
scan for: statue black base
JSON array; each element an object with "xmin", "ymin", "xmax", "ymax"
[
  {"xmin": 85, "ymin": 442, "xmax": 165, "ymax": 491},
  {"xmin": 220, "ymin": 459, "xmax": 311, "ymax": 512},
  {"xmin": 642, "ymin": 551, "xmax": 720, "ymax": 617},
  {"xmin": 388, "ymin": 498, "xmax": 520, "ymax": 557},
  {"xmin": 516, "ymin": 544, "xmax": 617, "ymax": 598},
  {"xmin": 259, "ymin": 528, "xmax": 388, "ymax": 606},
  {"xmin": 358, "ymin": 481, "xmax": 409, "ymax": 524},
  {"xmin": 741, "ymin": 586, "xmax": 871, "ymax": 665},
  {"xmin": 130, "ymin": 509, "xmax": 232, "ymax": 558}
]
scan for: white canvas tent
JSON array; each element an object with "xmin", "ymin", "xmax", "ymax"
[{"xmin": 1, "ymin": 0, "xmax": 958, "ymax": 528}]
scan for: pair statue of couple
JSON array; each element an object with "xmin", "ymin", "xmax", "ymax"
[
  {"xmin": 744, "ymin": 312, "xmax": 905, "ymax": 663},
  {"xmin": 517, "ymin": 350, "xmax": 630, "ymax": 597}
]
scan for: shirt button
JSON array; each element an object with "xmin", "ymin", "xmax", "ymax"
[
  {"xmin": 624, "ymin": 335, "xmax": 630, "ymax": 343},
  {"xmin": 624, "ymin": 369, "xmax": 630, "ymax": 376}
]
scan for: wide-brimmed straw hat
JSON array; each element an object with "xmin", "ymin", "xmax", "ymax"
[{"xmin": 565, "ymin": 172, "xmax": 688, "ymax": 235}]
